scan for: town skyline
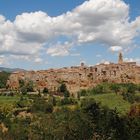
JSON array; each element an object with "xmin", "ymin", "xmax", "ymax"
[{"xmin": 0, "ymin": 0, "xmax": 140, "ymax": 70}]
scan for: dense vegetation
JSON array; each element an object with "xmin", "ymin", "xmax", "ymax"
[
  {"xmin": 0, "ymin": 72, "xmax": 10, "ymax": 88},
  {"xmin": 0, "ymin": 81, "xmax": 140, "ymax": 139}
]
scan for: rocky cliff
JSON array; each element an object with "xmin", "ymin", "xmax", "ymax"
[{"xmin": 7, "ymin": 61, "xmax": 140, "ymax": 94}]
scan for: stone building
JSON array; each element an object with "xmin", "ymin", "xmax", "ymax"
[
  {"xmin": 118, "ymin": 52, "xmax": 123, "ymax": 64},
  {"xmin": 7, "ymin": 53, "xmax": 140, "ymax": 94}
]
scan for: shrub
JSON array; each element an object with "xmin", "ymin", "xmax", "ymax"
[
  {"xmin": 59, "ymin": 83, "xmax": 70, "ymax": 97},
  {"xmin": 137, "ymin": 84, "xmax": 140, "ymax": 92},
  {"xmin": 16, "ymin": 96, "xmax": 32, "ymax": 108},
  {"xmin": 20, "ymin": 86, "xmax": 27, "ymax": 95},
  {"xmin": 45, "ymin": 102, "xmax": 53, "ymax": 113},
  {"xmin": 19, "ymin": 80, "xmax": 34, "ymax": 95},
  {"xmin": 26, "ymin": 81, "xmax": 34, "ymax": 92},
  {"xmin": 31, "ymin": 97, "xmax": 53, "ymax": 113},
  {"xmin": 122, "ymin": 92, "xmax": 135, "ymax": 103},
  {"xmin": 135, "ymin": 95, "xmax": 140, "ymax": 103},
  {"xmin": 78, "ymin": 89, "xmax": 88, "ymax": 96},
  {"xmin": 0, "ymin": 72, "xmax": 10, "ymax": 88},
  {"xmin": 43, "ymin": 87, "xmax": 49, "ymax": 94},
  {"xmin": 59, "ymin": 83, "xmax": 67, "ymax": 93},
  {"xmin": 89, "ymin": 83, "xmax": 111, "ymax": 95},
  {"xmin": 48, "ymin": 95, "xmax": 56, "ymax": 106},
  {"xmin": 64, "ymin": 90, "xmax": 70, "ymax": 97},
  {"xmin": 110, "ymin": 84, "xmax": 121, "ymax": 94},
  {"xmin": 128, "ymin": 103, "xmax": 140, "ymax": 116},
  {"xmin": 61, "ymin": 97, "xmax": 77, "ymax": 105}
]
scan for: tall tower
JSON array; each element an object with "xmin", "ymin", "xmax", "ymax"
[{"xmin": 118, "ymin": 52, "xmax": 123, "ymax": 64}]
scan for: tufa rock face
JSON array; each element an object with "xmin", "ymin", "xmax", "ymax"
[{"xmin": 7, "ymin": 61, "xmax": 140, "ymax": 94}]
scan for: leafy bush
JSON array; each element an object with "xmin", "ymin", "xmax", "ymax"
[
  {"xmin": 20, "ymin": 86, "xmax": 27, "ymax": 95},
  {"xmin": 58, "ymin": 83, "xmax": 70, "ymax": 97},
  {"xmin": 59, "ymin": 83, "xmax": 67, "ymax": 93},
  {"xmin": 122, "ymin": 92, "xmax": 136, "ymax": 103},
  {"xmin": 43, "ymin": 87, "xmax": 49, "ymax": 94},
  {"xmin": 26, "ymin": 81, "xmax": 34, "ymax": 92},
  {"xmin": 31, "ymin": 97, "xmax": 53, "ymax": 113},
  {"xmin": 89, "ymin": 83, "xmax": 111, "ymax": 95},
  {"xmin": 135, "ymin": 95, "xmax": 140, "ymax": 103},
  {"xmin": 137, "ymin": 84, "xmax": 140, "ymax": 92},
  {"xmin": 16, "ymin": 96, "xmax": 32, "ymax": 108},
  {"xmin": 19, "ymin": 80, "xmax": 34, "ymax": 95},
  {"xmin": 48, "ymin": 95, "xmax": 56, "ymax": 106},
  {"xmin": 78, "ymin": 89, "xmax": 88, "ymax": 96},
  {"xmin": 0, "ymin": 72, "xmax": 10, "ymax": 88},
  {"xmin": 110, "ymin": 83, "xmax": 121, "ymax": 94},
  {"xmin": 128, "ymin": 103, "xmax": 140, "ymax": 116},
  {"xmin": 61, "ymin": 97, "xmax": 77, "ymax": 105}
]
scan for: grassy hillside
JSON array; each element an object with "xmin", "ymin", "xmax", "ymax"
[
  {"xmin": 0, "ymin": 92, "xmax": 139, "ymax": 139},
  {"xmin": 0, "ymin": 93, "xmax": 131, "ymax": 114},
  {"xmin": 0, "ymin": 96, "xmax": 19, "ymax": 107},
  {"xmin": 91, "ymin": 93, "xmax": 131, "ymax": 115}
]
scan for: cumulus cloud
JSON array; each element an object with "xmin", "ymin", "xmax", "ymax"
[
  {"xmin": 47, "ymin": 42, "xmax": 73, "ymax": 56},
  {"xmin": 0, "ymin": 13, "xmax": 44, "ymax": 66},
  {"xmin": 0, "ymin": 0, "xmax": 140, "ymax": 66},
  {"xmin": 0, "ymin": 55, "xmax": 7, "ymax": 65},
  {"xmin": 109, "ymin": 46, "xmax": 123, "ymax": 52},
  {"xmin": 34, "ymin": 57, "xmax": 43, "ymax": 63}
]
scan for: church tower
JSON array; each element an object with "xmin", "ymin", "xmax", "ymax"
[{"xmin": 118, "ymin": 52, "xmax": 123, "ymax": 64}]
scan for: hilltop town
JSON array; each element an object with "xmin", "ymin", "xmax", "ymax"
[{"xmin": 6, "ymin": 53, "xmax": 140, "ymax": 95}]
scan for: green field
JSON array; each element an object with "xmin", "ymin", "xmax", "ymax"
[
  {"xmin": 0, "ymin": 96, "xmax": 19, "ymax": 107},
  {"xmin": 91, "ymin": 93, "xmax": 131, "ymax": 115},
  {"xmin": 0, "ymin": 93, "xmax": 132, "ymax": 114},
  {"xmin": 136, "ymin": 92, "xmax": 140, "ymax": 97}
]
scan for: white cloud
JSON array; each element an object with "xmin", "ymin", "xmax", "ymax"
[
  {"xmin": 34, "ymin": 57, "xmax": 43, "ymax": 63},
  {"xmin": 100, "ymin": 59, "xmax": 110, "ymax": 64},
  {"xmin": 47, "ymin": 42, "xmax": 73, "ymax": 56},
  {"xmin": 70, "ymin": 53, "xmax": 80, "ymax": 56},
  {"xmin": 109, "ymin": 46, "xmax": 123, "ymax": 52},
  {"xmin": 13, "ymin": 0, "xmax": 140, "ymax": 56},
  {"xmin": 124, "ymin": 57, "xmax": 140, "ymax": 64},
  {"xmin": 0, "ymin": 55, "xmax": 9, "ymax": 65},
  {"xmin": 0, "ymin": 0, "xmax": 140, "ymax": 66}
]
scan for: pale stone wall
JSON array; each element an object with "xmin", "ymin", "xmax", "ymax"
[{"xmin": 7, "ymin": 62, "xmax": 140, "ymax": 94}]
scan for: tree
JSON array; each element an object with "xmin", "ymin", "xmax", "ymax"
[
  {"xmin": 64, "ymin": 90, "xmax": 70, "ymax": 98},
  {"xmin": 59, "ymin": 83, "xmax": 67, "ymax": 93},
  {"xmin": 43, "ymin": 87, "xmax": 49, "ymax": 94},
  {"xmin": 20, "ymin": 86, "xmax": 27, "ymax": 95},
  {"xmin": 16, "ymin": 96, "xmax": 32, "ymax": 108},
  {"xmin": 59, "ymin": 83, "xmax": 70, "ymax": 97},
  {"xmin": 48, "ymin": 95, "xmax": 56, "ymax": 106},
  {"xmin": 122, "ymin": 92, "xmax": 136, "ymax": 103},
  {"xmin": 26, "ymin": 81, "xmax": 34, "ymax": 92},
  {"xmin": 0, "ymin": 72, "xmax": 10, "ymax": 88},
  {"xmin": 110, "ymin": 84, "xmax": 120, "ymax": 94},
  {"xmin": 79, "ymin": 89, "xmax": 87, "ymax": 96},
  {"xmin": 126, "ymin": 83, "xmax": 137, "ymax": 94},
  {"xmin": 31, "ymin": 97, "xmax": 53, "ymax": 113},
  {"xmin": 19, "ymin": 79, "xmax": 25, "ymax": 88},
  {"xmin": 19, "ymin": 80, "xmax": 34, "ymax": 95},
  {"xmin": 91, "ymin": 83, "xmax": 111, "ymax": 94}
]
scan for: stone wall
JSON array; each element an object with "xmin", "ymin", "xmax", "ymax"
[{"xmin": 7, "ymin": 62, "xmax": 140, "ymax": 94}]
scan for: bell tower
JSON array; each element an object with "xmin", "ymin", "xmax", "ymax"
[{"xmin": 118, "ymin": 52, "xmax": 123, "ymax": 64}]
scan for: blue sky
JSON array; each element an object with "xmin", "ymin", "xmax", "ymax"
[
  {"xmin": 0, "ymin": 0, "xmax": 86, "ymax": 20},
  {"xmin": 0, "ymin": 0, "xmax": 140, "ymax": 70}
]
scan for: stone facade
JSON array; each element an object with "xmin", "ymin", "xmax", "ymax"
[{"xmin": 7, "ymin": 60, "xmax": 140, "ymax": 94}]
